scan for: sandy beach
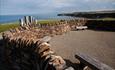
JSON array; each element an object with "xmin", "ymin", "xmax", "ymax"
[{"xmin": 50, "ymin": 30, "xmax": 115, "ymax": 69}]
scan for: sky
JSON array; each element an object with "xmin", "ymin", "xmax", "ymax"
[{"xmin": 0, "ymin": 0, "xmax": 115, "ymax": 15}]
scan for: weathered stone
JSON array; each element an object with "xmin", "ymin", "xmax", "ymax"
[{"xmin": 2, "ymin": 16, "xmax": 89, "ymax": 70}]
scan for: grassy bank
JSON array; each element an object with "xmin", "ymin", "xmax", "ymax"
[
  {"xmin": 0, "ymin": 22, "xmax": 19, "ymax": 32},
  {"xmin": 0, "ymin": 20, "xmax": 58, "ymax": 33},
  {"xmin": 38, "ymin": 19, "xmax": 59, "ymax": 24},
  {"xmin": 1, "ymin": 18, "xmax": 114, "ymax": 33},
  {"xmin": 88, "ymin": 18, "xmax": 115, "ymax": 21}
]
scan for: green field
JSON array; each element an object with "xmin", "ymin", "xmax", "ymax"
[
  {"xmin": 88, "ymin": 18, "xmax": 115, "ymax": 21},
  {"xmin": 0, "ymin": 22, "xmax": 19, "ymax": 32},
  {"xmin": 0, "ymin": 20, "xmax": 59, "ymax": 33},
  {"xmin": 38, "ymin": 19, "xmax": 59, "ymax": 24},
  {"xmin": 0, "ymin": 18, "xmax": 114, "ymax": 33}
]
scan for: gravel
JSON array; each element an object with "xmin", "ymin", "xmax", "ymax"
[{"xmin": 50, "ymin": 30, "xmax": 115, "ymax": 69}]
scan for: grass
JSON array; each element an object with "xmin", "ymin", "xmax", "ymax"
[
  {"xmin": 0, "ymin": 22, "xmax": 19, "ymax": 32},
  {"xmin": 88, "ymin": 18, "xmax": 115, "ymax": 21},
  {"xmin": 38, "ymin": 19, "xmax": 59, "ymax": 24},
  {"xmin": 0, "ymin": 20, "xmax": 58, "ymax": 32},
  {"xmin": 101, "ymin": 18, "xmax": 115, "ymax": 21},
  {"xmin": 0, "ymin": 18, "xmax": 114, "ymax": 33}
]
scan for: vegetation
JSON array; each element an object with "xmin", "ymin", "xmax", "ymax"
[
  {"xmin": 100, "ymin": 18, "xmax": 115, "ymax": 21},
  {"xmin": 38, "ymin": 19, "xmax": 59, "ymax": 24},
  {"xmin": 0, "ymin": 20, "xmax": 59, "ymax": 32},
  {"xmin": 0, "ymin": 18, "xmax": 114, "ymax": 33},
  {"xmin": 88, "ymin": 18, "xmax": 115, "ymax": 21},
  {"xmin": 0, "ymin": 22, "xmax": 19, "ymax": 32}
]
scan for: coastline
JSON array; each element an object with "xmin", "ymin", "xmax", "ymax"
[{"xmin": 0, "ymin": 21, "xmax": 18, "ymax": 25}]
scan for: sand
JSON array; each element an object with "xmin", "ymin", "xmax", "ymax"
[{"xmin": 50, "ymin": 30, "xmax": 115, "ymax": 69}]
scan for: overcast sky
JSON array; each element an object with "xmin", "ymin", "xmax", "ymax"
[{"xmin": 0, "ymin": 0, "xmax": 115, "ymax": 15}]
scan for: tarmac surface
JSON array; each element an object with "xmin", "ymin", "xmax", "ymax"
[{"xmin": 50, "ymin": 30, "xmax": 115, "ymax": 69}]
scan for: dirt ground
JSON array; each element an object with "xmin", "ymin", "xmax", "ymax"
[
  {"xmin": 0, "ymin": 30, "xmax": 115, "ymax": 69},
  {"xmin": 50, "ymin": 30, "xmax": 115, "ymax": 69}
]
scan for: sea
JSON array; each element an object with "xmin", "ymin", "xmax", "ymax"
[{"xmin": 0, "ymin": 14, "xmax": 71, "ymax": 24}]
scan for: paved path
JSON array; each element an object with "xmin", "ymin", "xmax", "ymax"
[{"xmin": 50, "ymin": 30, "xmax": 115, "ymax": 69}]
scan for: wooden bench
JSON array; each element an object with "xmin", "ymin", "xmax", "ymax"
[
  {"xmin": 76, "ymin": 26, "xmax": 88, "ymax": 30},
  {"xmin": 75, "ymin": 53, "xmax": 114, "ymax": 70}
]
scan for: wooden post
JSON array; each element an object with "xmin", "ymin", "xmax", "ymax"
[{"xmin": 75, "ymin": 53, "xmax": 114, "ymax": 70}]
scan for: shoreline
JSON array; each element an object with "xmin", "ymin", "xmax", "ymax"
[
  {"xmin": 0, "ymin": 21, "xmax": 18, "ymax": 25},
  {"xmin": 0, "ymin": 19, "xmax": 57, "ymax": 25}
]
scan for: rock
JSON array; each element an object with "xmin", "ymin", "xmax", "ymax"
[{"xmin": 65, "ymin": 67, "xmax": 75, "ymax": 70}]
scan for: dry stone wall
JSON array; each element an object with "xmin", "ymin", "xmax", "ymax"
[
  {"xmin": 2, "ymin": 16, "xmax": 87, "ymax": 70},
  {"xmin": 36, "ymin": 19, "xmax": 87, "ymax": 31},
  {"xmin": 2, "ymin": 23, "xmax": 75, "ymax": 70}
]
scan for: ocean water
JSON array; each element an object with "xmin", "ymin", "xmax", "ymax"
[
  {"xmin": 0, "ymin": 15, "xmax": 24, "ymax": 23},
  {"xmin": 0, "ymin": 14, "xmax": 70, "ymax": 24}
]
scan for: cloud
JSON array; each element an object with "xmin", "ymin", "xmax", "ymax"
[
  {"xmin": 0, "ymin": 0, "xmax": 115, "ymax": 15},
  {"xmin": 84, "ymin": 0, "xmax": 115, "ymax": 2},
  {"xmin": 93, "ymin": 0, "xmax": 114, "ymax": 2}
]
